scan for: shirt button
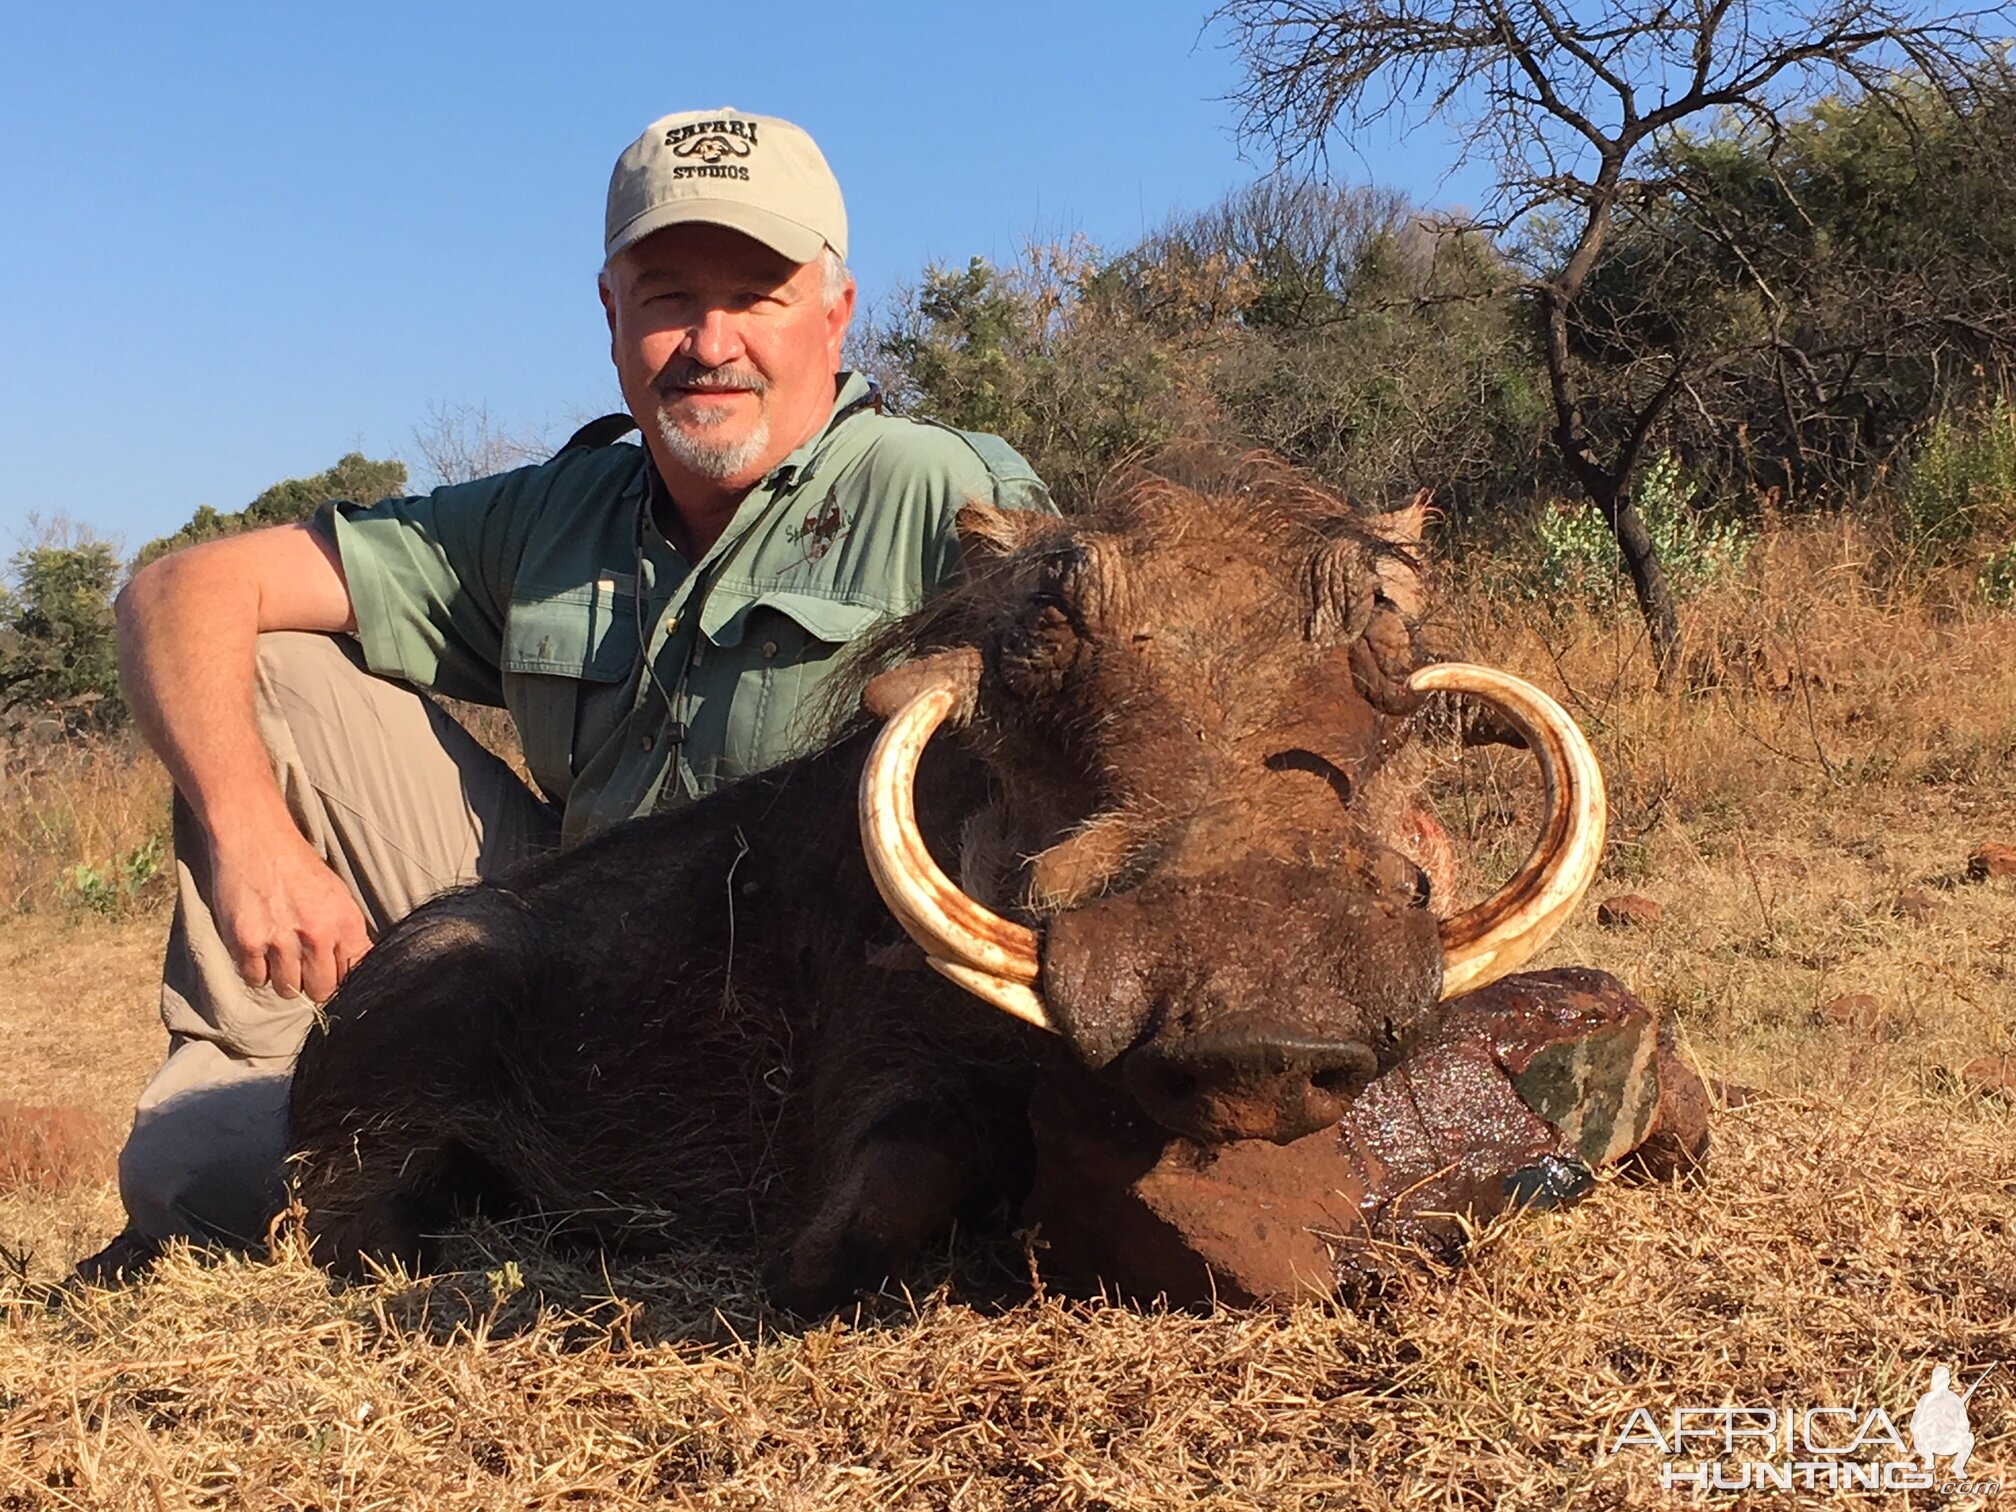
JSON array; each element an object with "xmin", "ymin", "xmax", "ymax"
[
  {"xmin": 640, "ymin": 733, "xmax": 655, "ymax": 752},
  {"xmin": 762, "ymin": 640, "xmax": 779, "ymax": 659}
]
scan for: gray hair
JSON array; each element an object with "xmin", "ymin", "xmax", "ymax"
[{"xmin": 819, "ymin": 247, "xmax": 852, "ymax": 310}]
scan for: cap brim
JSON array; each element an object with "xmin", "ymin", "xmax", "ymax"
[{"xmin": 606, "ymin": 199, "xmax": 829, "ymax": 265}]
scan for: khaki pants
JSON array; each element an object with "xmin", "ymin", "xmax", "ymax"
[{"xmin": 119, "ymin": 633, "xmax": 559, "ymax": 1246}]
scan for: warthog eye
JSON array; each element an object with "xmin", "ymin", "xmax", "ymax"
[
  {"xmin": 997, "ymin": 596, "xmax": 1084, "ymax": 697},
  {"xmin": 992, "ymin": 544, "xmax": 1097, "ymax": 699},
  {"xmin": 1037, "ymin": 545, "xmax": 1089, "ymax": 598}
]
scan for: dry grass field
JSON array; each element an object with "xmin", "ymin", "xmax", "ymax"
[{"xmin": 1, "ymin": 519, "xmax": 2013, "ymax": 1509}]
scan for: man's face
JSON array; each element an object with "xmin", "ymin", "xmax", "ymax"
[{"xmin": 600, "ymin": 222, "xmax": 854, "ymax": 495}]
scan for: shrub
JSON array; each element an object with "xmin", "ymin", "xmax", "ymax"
[
  {"xmin": 1890, "ymin": 398, "xmax": 2016, "ymax": 556},
  {"xmin": 0, "ymin": 538, "xmax": 125, "ymax": 733},
  {"xmin": 59, "ymin": 832, "xmax": 167, "ymax": 918},
  {"xmin": 1979, "ymin": 541, "xmax": 2016, "ymax": 608},
  {"xmin": 1526, "ymin": 452, "xmax": 1752, "ymax": 610}
]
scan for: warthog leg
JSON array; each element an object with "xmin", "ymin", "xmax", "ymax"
[{"xmin": 767, "ymin": 1103, "xmax": 988, "ymax": 1315}]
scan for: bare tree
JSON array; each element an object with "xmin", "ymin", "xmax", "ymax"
[
  {"xmin": 1214, "ymin": 0, "xmax": 2012, "ymax": 676},
  {"xmin": 409, "ymin": 401, "xmax": 551, "ymax": 489}
]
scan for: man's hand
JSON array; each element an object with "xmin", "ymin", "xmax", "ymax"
[{"xmin": 212, "ymin": 834, "xmax": 372, "ymax": 1002}]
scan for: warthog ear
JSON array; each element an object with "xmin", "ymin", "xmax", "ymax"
[
  {"xmin": 955, "ymin": 502, "xmax": 1059, "ymax": 573},
  {"xmin": 1366, "ymin": 489, "xmax": 1435, "ymax": 621},
  {"xmin": 1306, "ymin": 491, "xmax": 1435, "ymax": 642}
]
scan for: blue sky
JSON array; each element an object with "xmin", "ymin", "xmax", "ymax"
[{"xmin": 0, "ymin": 1, "xmax": 1486, "ymax": 551}]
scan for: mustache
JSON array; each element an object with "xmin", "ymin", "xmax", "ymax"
[{"xmin": 654, "ymin": 361, "xmax": 769, "ymax": 400}]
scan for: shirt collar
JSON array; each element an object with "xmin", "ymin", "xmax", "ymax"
[{"xmin": 760, "ymin": 370, "xmax": 878, "ymax": 495}]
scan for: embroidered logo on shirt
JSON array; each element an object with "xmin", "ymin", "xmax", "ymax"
[{"xmin": 785, "ymin": 491, "xmax": 849, "ymax": 566}]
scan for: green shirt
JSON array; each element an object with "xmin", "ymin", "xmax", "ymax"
[{"xmin": 318, "ymin": 373, "xmax": 1054, "ymax": 848}]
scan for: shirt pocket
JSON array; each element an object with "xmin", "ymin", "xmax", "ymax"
[
  {"xmin": 501, "ymin": 580, "xmax": 641, "ymax": 801},
  {"xmin": 694, "ymin": 590, "xmax": 886, "ymax": 787}
]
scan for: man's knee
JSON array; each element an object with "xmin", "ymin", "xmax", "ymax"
[
  {"xmin": 118, "ymin": 1042, "xmax": 292, "ymax": 1247},
  {"xmin": 252, "ymin": 629, "xmax": 390, "ymax": 719}
]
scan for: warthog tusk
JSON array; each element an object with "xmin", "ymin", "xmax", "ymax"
[
  {"xmin": 1411, "ymin": 662, "xmax": 1608, "ymax": 1000},
  {"xmin": 859, "ymin": 674, "xmax": 1053, "ymax": 1032}
]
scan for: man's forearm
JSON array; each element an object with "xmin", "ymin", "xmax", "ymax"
[
  {"xmin": 118, "ymin": 550, "xmax": 295, "ymax": 838},
  {"xmin": 116, "ymin": 524, "xmax": 357, "ymax": 843}
]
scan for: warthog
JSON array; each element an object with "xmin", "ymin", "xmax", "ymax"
[{"xmin": 290, "ymin": 454, "xmax": 1704, "ymax": 1310}]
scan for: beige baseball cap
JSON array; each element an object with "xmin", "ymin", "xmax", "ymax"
[{"xmin": 604, "ymin": 108, "xmax": 847, "ymax": 267}]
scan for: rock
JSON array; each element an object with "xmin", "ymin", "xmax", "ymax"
[
  {"xmin": 1961, "ymin": 1056, "xmax": 2016, "ymax": 1101},
  {"xmin": 1890, "ymin": 887, "xmax": 1937, "ymax": 923},
  {"xmin": 1967, "ymin": 844, "xmax": 2016, "ymax": 882},
  {"xmin": 1597, "ymin": 894, "xmax": 1663, "ymax": 929},
  {"xmin": 1814, "ymin": 993, "xmax": 1893, "ymax": 1037}
]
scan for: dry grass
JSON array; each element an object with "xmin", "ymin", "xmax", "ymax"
[
  {"xmin": 3, "ymin": 518, "xmax": 2014, "ymax": 1508},
  {"xmin": 0, "ymin": 729, "xmax": 171, "ymax": 918}
]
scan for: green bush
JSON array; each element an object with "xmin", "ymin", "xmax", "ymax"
[
  {"xmin": 132, "ymin": 452, "xmax": 407, "ymax": 570},
  {"xmin": 1979, "ymin": 541, "xmax": 2016, "ymax": 608},
  {"xmin": 1527, "ymin": 452, "xmax": 1752, "ymax": 609},
  {"xmin": 0, "ymin": 538, "xmax": 125, "ymax": 732},
  {"xmin": 1891, "ymin": 399, "xmax": 2016, "ymax": 555},
  {"xmin": 59, "ymin": 832, "xmax": 166, "ymax": 917}
]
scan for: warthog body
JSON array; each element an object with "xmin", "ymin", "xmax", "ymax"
[{"xmin": 291, "ymin": 455, "xmax": 1703, "ymax": 1309}]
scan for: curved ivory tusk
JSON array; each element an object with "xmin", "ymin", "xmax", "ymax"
[
  {"xmin": 1411, "ymin": 662, "xmax": 1607, "ymax": 999},
  {"xmin": 859, "ymin": 672, "xmax": 1054, "ymax": 1032}
]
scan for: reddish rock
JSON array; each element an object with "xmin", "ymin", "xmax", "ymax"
[
  {"xmin": 1967, "ymin": 844, "xmax": 2016, "ymax": 882},
  {"xmin": 1961, "ymin": 1056, "xmax": 2016, "ymax": 1100},
  {"xmin": 1814, "ymin": 993, "xmax": 1893, "ymax": 1038},
  {"xmin": 1890, "ymin": 887, "xmax": 1937, "ymax": 923},
  {"xmin": 0, "ymin": 1103, "xmax": 114, "ymax": 1195},
  {"xmin": 1596, "ymin": 894, "xmax": 1663, "ymax": 929}
]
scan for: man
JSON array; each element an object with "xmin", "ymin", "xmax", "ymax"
[{"xmin": 88, "ymin": 108, "xmax": 1055, "ymax": 1277}]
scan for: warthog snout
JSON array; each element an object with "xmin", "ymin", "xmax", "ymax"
[{"xmin": 1122, "ymin": 1029, "xmax": 1382, "ymax": 1145}]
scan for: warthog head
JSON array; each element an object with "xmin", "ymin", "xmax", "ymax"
[{"xmin": 856, "ymin": 455, "xmax": 1603, "ymax": 1148}]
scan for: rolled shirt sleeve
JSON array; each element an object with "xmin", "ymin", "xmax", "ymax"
[{"xmin": 311, "ymin": 457, "xmax": 610, "ymax": 707}]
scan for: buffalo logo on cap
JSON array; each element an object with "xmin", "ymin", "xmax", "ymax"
[
  {"xmin": 664, "ymin": 118, "xmax": 760, "ymax": 164},
  {"xmin": 674, "ymin": 134, "xmax": 752, "ymax": 164}
]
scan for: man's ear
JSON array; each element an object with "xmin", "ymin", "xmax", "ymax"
[
  {"xmin": 824, "ymin": 277, "xmax": 856, "ymax": 368},
  {"xmin": 598, "ymin": 269, "xmax": 619, "ymax": 353},
  {"xmin": 955, "ymin": 502, "xmax": 1058, "ymax": 576}
]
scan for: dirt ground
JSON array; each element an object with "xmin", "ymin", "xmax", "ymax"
[{"xmin": 1, "ymin": 527, "xmax": 2013, "ymax": 1508}]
